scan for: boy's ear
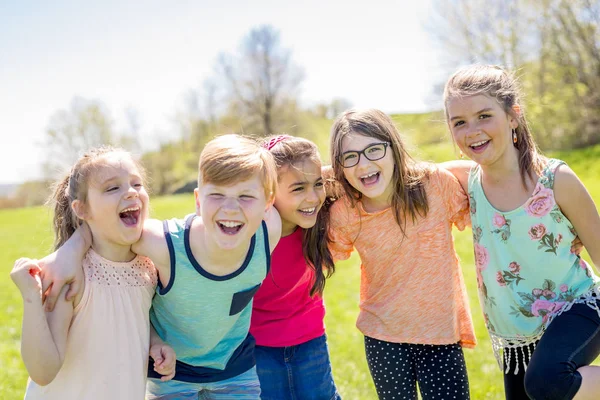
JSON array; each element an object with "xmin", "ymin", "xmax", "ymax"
[
  {"xmin": 71, "ymin": 199, "xmax": 88, "ymax": 220},
  {"xmin": 194, "ymin": 188, "xmax": 201, "ymax": 215},
  {"xmin": 264, "ymin": 192, "xmax": 275, "ymax": 213}
]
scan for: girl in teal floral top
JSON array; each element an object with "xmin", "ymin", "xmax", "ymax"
[{"xmin": 443, "ymin": 64, "xmax": 600, "ymax": 400}]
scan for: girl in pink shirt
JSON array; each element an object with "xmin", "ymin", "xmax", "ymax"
[
  {"xmin": 10, "ymin": 147, "xmax": 175, "ymax": 400},
  {"xmin": 329, "ymin": 109, "xmax": 475, "ymax": 400},
  {"xmin": 252, "ymin": 135, "xmax": 340, "ymax": 400}
]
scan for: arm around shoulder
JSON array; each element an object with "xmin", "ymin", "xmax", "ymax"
[
  {"xmin": 439, "ymin": 160, "xmax": 476, "ymax": 194},
  {"xmin": 132, "ymin": 218, "xmax": 170, "ymax": 274},
  {"xmin": 265, "ymin": 206, "xmax": 282, "ymax": 254},
  {"xmin": 554, "ymin": 165, "xmax": 600, "ymax": 268}
]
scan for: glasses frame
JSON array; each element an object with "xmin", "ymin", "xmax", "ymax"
[{"xmin": 338, "ymin": 142, "xmax": 390, "ymax": 168}]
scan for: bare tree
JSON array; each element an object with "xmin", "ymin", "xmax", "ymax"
[
  {"xmin": 427, "ymin": 0, "xmax": 600, "ymax": 148},
  {"xmin": 43, "ymin": 97, "xmax": 116, "ymax": 177},
  {"xmin": 428, "ymin": 0, "xmax": 536, "ymax": 69},
  {"xmin": 216, "ymin": 25, "xmax": 305, "ymax": 136}
]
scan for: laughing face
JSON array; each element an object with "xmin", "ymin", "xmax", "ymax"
[
  {"xmin": 340, "ymin": 132, "xmax": 395, "ymax": 210},
  {"xmin": 446, "ymin": 94, "xmax": 519, "ymax": 167},
  {"xmin": 195, "ymin": 173, "xmax": 269, "ymax": 250},
  {"xmin": 274, "ymin": 160, "xmax": 326, "ymax": 236},
  {"xmin": 80, "ymin": 153, "xmax": 149, "ymax": 260}
]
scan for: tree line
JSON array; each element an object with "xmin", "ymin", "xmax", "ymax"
[{"xmin": 5, "ymin": 2, "xmax": 599, "ymax": 208}]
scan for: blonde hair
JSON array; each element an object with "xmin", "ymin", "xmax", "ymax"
[
  {"xmin": 330, "ymin": 109, "xmax": 432, "ymax": 235},
  {"xmin": 443, "ymin": 64, "xmax": 546, "ymax": 187},
  {"xmin": 198, "ymin": 134, "xmax": 277, "ymax": 201},
  {"xmin": 47, "ymin": 146, "xmax": 145, "ymax": 250}
]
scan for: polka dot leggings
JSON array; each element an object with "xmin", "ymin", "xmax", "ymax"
[{"xmin": 364, "ymin": 336, "xmax": 470, "ymax": 400}]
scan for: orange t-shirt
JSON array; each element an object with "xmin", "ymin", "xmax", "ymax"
[{"xmin": 329, "ymin": 167, "xmax": 476, "ymax": 348}]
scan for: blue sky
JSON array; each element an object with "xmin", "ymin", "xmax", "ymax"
[{"xmin": 0, "ymin": 0, "xmax": 445, "ymax": 184}]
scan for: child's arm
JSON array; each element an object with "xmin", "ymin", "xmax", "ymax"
[
  {"xmin": 264, "ymin": 206, "xmax": 282, "ymax": 254},
  {"xmin": 149, "ymin": 325, "xmax": 176, "ymax": 382},
  {"xmin": 555, "ymin": 165, "xmax": 600, "ymax": 268},
  {"xmin": 11, "ymin": 259, "xmax": 75, "ymax": 385},
  {"xmin": 131, "ymin": 219, "xmax": 171, "ymax": 285},
  {"xmin": 439, "ymin": 160, "xmax": 476, "ymax": 193},
  {"xmin": 40, "ymin": 224, "xmax": 91, "ymax": 311}
]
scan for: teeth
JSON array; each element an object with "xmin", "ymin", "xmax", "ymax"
[
  {"xmin": 120, "ymin": 206, "xmax": 139, "ymax": 213},
  {"xmin": 470, "ymin": 140, "xmax": 488, "ymax": 147},
  {"xmin": 300, "ymin": 207, "xmax": 316, "ymax": 213},
  {"xmin": 360, "ymin": 172, "xmax": 378, "ymax": 179},
  {"xmin": 219, "ymin": 221, "xmax": 243, "ymax": 228}
]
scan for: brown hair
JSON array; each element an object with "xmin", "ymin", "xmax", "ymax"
[
  {"xmin": 330, "ymin": 109, "xmax": 432, "ymax": 235},
  {"xmin": 443, "ymin": 64, "xmax": 546, "ymax": 187},
  {"xmin": 263, "ymin": 135, "xmax": 336, "ymax": 296},
  {"xmin": 198, "ymin": 134, "xmax": 277, "ymax": 201},
  {"xmin": 47, "ymin": 146, "xmax": 145, "ymax": 250}
]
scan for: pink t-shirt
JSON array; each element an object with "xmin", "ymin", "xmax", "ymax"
[{"xmin": 250, "ymin": 228, "xmax": 326, "ymax": 347}]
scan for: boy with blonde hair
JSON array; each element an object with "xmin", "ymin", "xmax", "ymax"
[{"xmin": 41, "ymin": 134, "xmax": 282, "ymax": 399}]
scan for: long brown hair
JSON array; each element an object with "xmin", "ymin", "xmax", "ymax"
[
  {"xmin": 263, "ymin": 135, "xmax": 336, "ymax": 296},
  {"xmin": 330, "ymin": 109, "xmax": 432, "ymax": 235},
  {"xmin": 443, "ymin": 64, "xmax": 547, "ymax": 187},
  {"xmin": 47, "ymin": 146, "xmax": 145, "ymax": 250}
]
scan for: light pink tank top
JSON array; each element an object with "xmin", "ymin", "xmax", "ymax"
[{"xmin": 25, "ymin": 249, "xmax": 157, "ymax": 400}]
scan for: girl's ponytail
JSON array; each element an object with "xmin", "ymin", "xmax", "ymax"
[{"xmin": 49, "ymin": 173, "xmax": 80, "ymax": 250}]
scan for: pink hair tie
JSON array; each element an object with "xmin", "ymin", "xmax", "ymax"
[{"xmin": 263, "ymin": 135, "xmax": 291, "ymax": 150}]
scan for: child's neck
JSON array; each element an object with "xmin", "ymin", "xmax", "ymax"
[
  {"xmin": 281, "ymin": 220, "xmax": 299, "ymax": 237},
  {"xmin": 192, "ymin": 219, "xmax": 253, "ymax": 275},
  {"xmin": 91, "ymin": 239, "xmax": 136, "ymax": 263},
  {"xmin": 361, "ymin": 194, "xmax": 391, "ymax": 213},
  {"xmin": 479, "ymin": 147, "xmax": 521, "ymax": 185}
]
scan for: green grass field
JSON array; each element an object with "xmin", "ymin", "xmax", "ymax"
[{"xmin": 1, "ymin": 143, "xmax": 599, "ymax": 399}]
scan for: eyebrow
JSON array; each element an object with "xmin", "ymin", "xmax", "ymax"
[
  {"xmin": 450, "ymin": 107, "xmax": 494, "ymax": 121},
  {"xmin": 287, "ymin": 176, "xmax": 323, "ymax": 189},
  {"xmin": 343, "ymin": 142, "xmax": 384, "ymax": 152}
]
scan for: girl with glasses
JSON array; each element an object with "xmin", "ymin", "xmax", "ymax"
[{"xmin": 328, "ymin": 108, "xmax": 476, "ymax": 400}]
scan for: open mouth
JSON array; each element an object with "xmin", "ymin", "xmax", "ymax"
[
  {"xmin": 217, "ymin": 220, "xmax": 244, "ymax": 235},
  {"xmin": 469, "ymin": 140, "xmax": 490, "ymax": 152},
  {"xmin": 298, "ymin": 207, "xmax": 317, "ymax": 217},
  {"xmin": 360, "ymin": 171, "xmax": 380, "ymax": 186},
  {"xmin": 119, "ymin": 206, "xmax": 141, "ymax": 227}
]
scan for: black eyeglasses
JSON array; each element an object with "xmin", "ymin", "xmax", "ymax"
[{"xmin": 339, "ymin": 142, "xmax": 390, "ymax": 168}]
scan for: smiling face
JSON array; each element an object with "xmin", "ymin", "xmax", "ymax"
[
  {"xmin": 195, "ymin": 173, "xmax": 269, "ymax": 251},
  {"xmin": 447, "ymin": 94, "xmax": 519, "ymax": 167},
  {"xmin": 274, "ymin": 159, "xmax": 326, "ymax": 236},
  {"xmin": 77, "ymin": 153, "xmax": 149, "ymax": 260},
  {"xmin": 340, "ymin": 132, "xmax": 395, "ymax": 208}
]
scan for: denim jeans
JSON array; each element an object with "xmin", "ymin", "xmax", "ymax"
[
  {"xmin": 146, "ymin": 366, "xmax": 260, "ymax": 400},
  {"xmin": 503, "ymin": 301, "xmax": 600, "ymax": 400},
  {"xmin": 254, "ymin": 334, "xmax": 341, "ymax": 400}
]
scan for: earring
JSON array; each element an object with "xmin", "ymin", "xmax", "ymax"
[
  {"xmin": 512, "ymin": 129, "xmax": 518, "ymax": 144},
  {"xmin": 459, "ymin": 151, "xmax": 464, "ymax": 159}
]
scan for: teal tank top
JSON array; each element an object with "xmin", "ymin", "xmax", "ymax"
[
  {"xmin": 468, "ymin": 159, "xmax": 599, "ymax": 371},
  {"xmin": 149, "ymin": 214, "xmax": 270, "ymax": 383}
]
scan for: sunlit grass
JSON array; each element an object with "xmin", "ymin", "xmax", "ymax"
[{"xmin": 1, "ymin": 144, "xmax": 599, "ymax": 399}]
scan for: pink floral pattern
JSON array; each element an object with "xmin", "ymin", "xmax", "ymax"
[{"xmin": 524, "ymin": 183, "xmax": 555, "ymax": 217}]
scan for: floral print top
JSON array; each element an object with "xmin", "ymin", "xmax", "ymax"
[{"xmin": 468, "ymin": 159, "xmax": 599, "ymax": 361}]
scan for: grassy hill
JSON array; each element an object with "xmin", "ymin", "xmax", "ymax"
[{"xmin": 1, "ymin": 137, "xmax": 599, "ymax": 398}]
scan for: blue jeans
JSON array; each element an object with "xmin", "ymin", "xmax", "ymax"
[
  {"xmin": 254, "ymin": 334, "xmax": 341, "ymax": 400},
  {"xmin": 503, "ymin": 301, "xmax": 600, "ymax": 400},
  {"xmin": 146, "ymin": 366, "xmax": 260, "ymax": 400}
]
